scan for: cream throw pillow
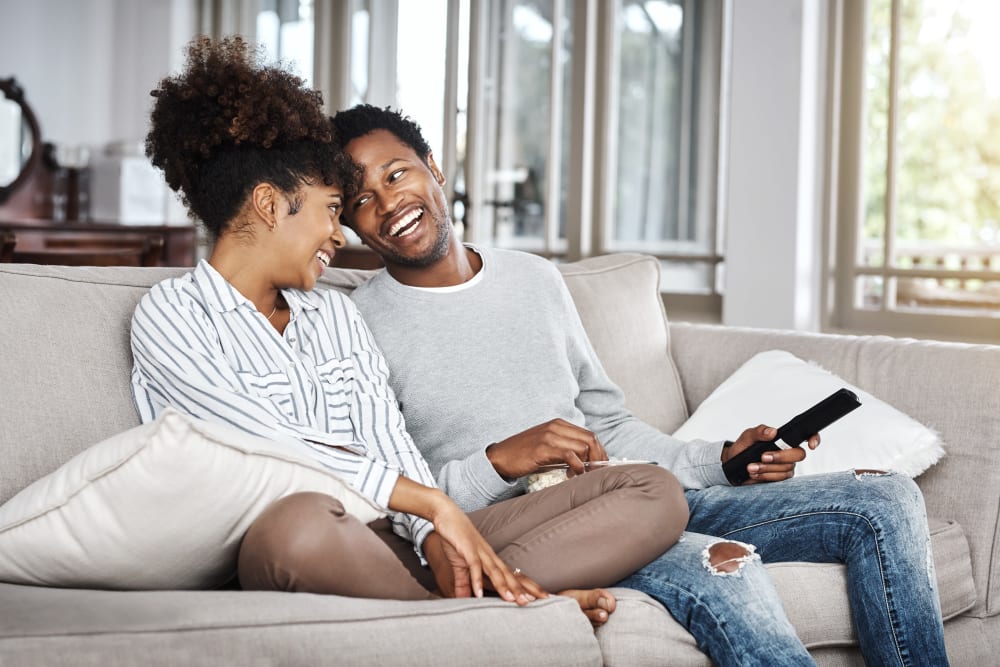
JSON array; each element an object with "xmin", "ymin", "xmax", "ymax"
[
  {"xmin": 0, "ymin": 408, "xmax": 385, "ymax": 590},
  {"xmin": 672, "ymin": 350, "xmax": 945, "ymax": 477}
]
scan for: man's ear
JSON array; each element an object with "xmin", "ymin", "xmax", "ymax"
[
  {"xmin": 426, "ymin": 152, "xmax": 446, "ymax": 187},
  {"xmin": 251, "ymin": 183, "xmax": 278, "ymax": 230}
]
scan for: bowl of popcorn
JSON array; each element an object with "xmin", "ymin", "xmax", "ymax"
[{"xmin": 525, "ymin": 459, "xmax": 657, "ymax": 493}]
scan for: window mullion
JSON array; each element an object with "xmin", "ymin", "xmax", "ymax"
[
  {"xmin": 882, "ymin": 0, "xmax": 902, "ymax": 311},
  {"xmin": 545, "ymin": 0, "xmax": 566, "ymax": 255},
  {"xmin": 591, "ymin": 0, "xmax": 619, "ymax": 258},
  {"xmin": 312, "ymin": 0, "xmax": 353, "ymax": 114},
  {"xmin": 365, "ymin": 1, "xmax": 398, "ymax": 107},
  {"xmin": 676, "ymin": 0, "xmax": 696, "ymax": 241},
  {"xmin": 441, "ymin": 0, "xmax": 462, "ymax": 203},
  {"xmin": 565, "ymin": 0, "xmax": 597, "ymax": 261},
  {"xmin": 463, "ymin": 0, "xmax": 491, "ymax": 245}
]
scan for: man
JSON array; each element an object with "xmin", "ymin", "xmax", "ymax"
[{"xmin": 332, "ymin": 104, "xmax": 949, "ymax": 666}]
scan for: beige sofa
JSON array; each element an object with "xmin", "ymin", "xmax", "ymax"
[{"xmin": 1, "ymin": 254, "xmax": 997, "ymax": 666}]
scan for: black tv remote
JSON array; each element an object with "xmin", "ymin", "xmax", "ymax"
[{"xmin": 722, "ymin": 388, "xmax": 862, "ymax": 485}]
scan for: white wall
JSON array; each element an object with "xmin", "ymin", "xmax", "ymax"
[
  {"xmin": 721, "ymin": 0, "xmax": 826, "ymax": 331},
  {"xmin": 0, "ymin": 0, "xmax": 195, "ymax": 149}
]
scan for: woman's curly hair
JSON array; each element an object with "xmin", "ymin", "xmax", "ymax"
[{"xmin": 146, "ymin": 36, "xmax": 352, "ymax": 238}]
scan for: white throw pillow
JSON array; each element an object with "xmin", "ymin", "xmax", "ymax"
[
  {"xmin": 0, "ymin": 408, "xmax": 385, "ymax": 590},
  {"xmin": 672, "ymin": 350, "xmax": 945, "ymax": 477}
]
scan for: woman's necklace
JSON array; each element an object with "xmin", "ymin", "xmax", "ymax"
[{"xmin": 265, "ymin": 295, "xmax": 282, "ymax": 321}]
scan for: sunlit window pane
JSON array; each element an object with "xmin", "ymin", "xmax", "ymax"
[
  {"xmin": 862, "ymin": 0, "xmax": 1000, "ymax": 313},
  {"xmin": 496, "ymin": 1, "xmax": 559, "ymax": 246},
  {"xmin": 257, "ymin": 0, "xmax": 314, "ymax": 86},
  {"xmin": 396, "ymin": 0, "xmax": 449, "ymax": 160},
  {"xmin": 613, "ymin": 0, "xmax": 685, "ymax": 245}
]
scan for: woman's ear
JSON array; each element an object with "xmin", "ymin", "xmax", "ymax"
[{"xmin": 251, "ymin": 183, "xmax": 278, "ymax": 230}]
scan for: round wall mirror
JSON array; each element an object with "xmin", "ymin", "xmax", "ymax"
[{"xmin": 0, "ymin": 78, "xmax": 41, "ymax": 204}]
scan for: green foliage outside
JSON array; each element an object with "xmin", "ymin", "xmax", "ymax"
[{"xmin": 864, "ymin": 0, "xmax": 1000, "ymax": 268}]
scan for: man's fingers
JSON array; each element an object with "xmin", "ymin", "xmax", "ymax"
[
  {"xmin": 545, "ymin": 420, "xmax": 605, "ymax": 458},
  {"xmin": 761, "ymin": 448, "xmax": 806, "ymax": 464},
  {"xmin": 755, "ymin": 424, "xmax": 776, "ymax": 440},
  {"xmin": 587, "ymin": 435, "xmax": 608, "ymax": 466},
  {"xmin": 751, "ymin": 468, "xmax": 796, "ymax": 482},
  {"xmin": 562, "ymin": 450, "xmax": 588, "ymax": 476}
]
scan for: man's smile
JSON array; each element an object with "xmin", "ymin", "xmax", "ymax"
[{"xmin": 386, "ymin": 206, "xmax": 424, "ymax": 238}]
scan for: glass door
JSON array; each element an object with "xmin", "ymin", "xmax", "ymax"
[{"xmin": 466, "ymin": 0, "xmax": 573, "ymax": 256}]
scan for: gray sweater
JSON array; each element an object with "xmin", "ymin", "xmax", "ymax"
[{"xmin": 351, "ymin": 247, "xmax": 729, "ymax": 512}]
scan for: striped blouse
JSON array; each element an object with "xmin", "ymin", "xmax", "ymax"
[{"xmin": 130, "ymin": 260, "xmax": 435, "ymax": 551}]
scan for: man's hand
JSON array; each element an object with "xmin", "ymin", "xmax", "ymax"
[
  {"xmin": 485, "ymin": 419, "xmax": 608, "ymax": 478},
  {"xmin": 720, "ymin": 424, "xmax": 821, "ymax": 485}
]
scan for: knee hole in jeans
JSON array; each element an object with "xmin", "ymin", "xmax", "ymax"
[
  {"xmin": 853, "ymin": 469, "xmax": 889, "ymax": 479},
  {"xmin": 702, "ymin": 540, "xmax": 759, "ymax": 576}
]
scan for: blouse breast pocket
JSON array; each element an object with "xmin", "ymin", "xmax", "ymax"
[
  {"xmin": 315, "ymin": 356, "xmax": 355, "ymax": 420},
  {"xmin": 236, "ymin": 370, "xmax": 297, "ymax": 416}
]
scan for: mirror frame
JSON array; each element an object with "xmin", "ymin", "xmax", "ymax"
[{"xmin": 0, "ymin": 77, "xmax": 42, "ymax": 204}]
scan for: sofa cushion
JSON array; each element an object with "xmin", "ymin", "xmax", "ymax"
[
  {"xmin": 558, "ymin": 254, "xmax": 688, "ymax": 435},
  {"xmin": 671, "ymin": 350, "xmax": 945, "ymax": 477},
  {"xmin": 0, "ymin": 408, "xmax": 384, "ymax": 590},
  {"xmin": 595, "ymin": 517, "xmax": 976, "ymax": 665},
  {"xmin": 0, "ymin": 582, "xmax": 601, "ymax": 667}
]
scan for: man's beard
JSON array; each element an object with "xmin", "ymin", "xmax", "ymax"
[{"xmin": 385, "ymin": 213, "xmax": 453, "ymax": 268}]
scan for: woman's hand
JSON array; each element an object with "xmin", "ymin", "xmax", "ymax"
[{"xmin": 389, "ymin": 477, "xmax": 548, "ymax": 605}]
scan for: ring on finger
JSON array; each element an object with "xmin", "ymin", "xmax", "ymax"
[{"xmin": 513, "ymin": 568, "xmax": 522, "ymax": 575}]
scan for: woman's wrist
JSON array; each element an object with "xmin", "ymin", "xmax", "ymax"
[{"xmin": 388, "ymin": 476, "xmax": 449, "ymax": 522}]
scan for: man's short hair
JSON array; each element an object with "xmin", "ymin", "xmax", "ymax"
[{"xmin": 331, "ymin": 104, "xmax": 432, "ymax": 162}]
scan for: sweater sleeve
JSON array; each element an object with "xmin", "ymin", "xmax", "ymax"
[
  {"xmin": 554, "ymin": 275, "xmax": 732, "ymax": 489},
  {"xmin": 435, "ymin": 446, "xmax": 524, "ymax": 513}
]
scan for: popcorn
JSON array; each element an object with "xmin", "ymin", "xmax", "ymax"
[
  {"xmin": 526, "ymin": 469, "xmax": 568, "ymax": 493},
  {"xmin": 526, "ymin": 458, "xmax": 644, "ymax": 492}
]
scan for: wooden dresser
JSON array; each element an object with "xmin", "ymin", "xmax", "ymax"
[{"xmin": 0, "ymin": 219, "xmax": 198, "ymax": 267}]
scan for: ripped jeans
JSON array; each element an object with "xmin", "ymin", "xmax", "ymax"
[{"xmin": 616, "ymin": 471, "xmax": 948, "ymax": 667}]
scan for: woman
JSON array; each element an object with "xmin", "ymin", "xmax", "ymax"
[{"xmin": 132, "ymin": 36, "xmax": 687, "ymax": 624}]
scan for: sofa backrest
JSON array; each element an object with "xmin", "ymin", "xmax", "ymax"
[{"xmin": 0, "ymin": 255, "xmax": 687, "ymax": 505}]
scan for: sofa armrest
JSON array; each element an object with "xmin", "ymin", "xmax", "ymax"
[{"xmin": 669, "ymin": 322, "xmax": 1000, "ymax": 619}]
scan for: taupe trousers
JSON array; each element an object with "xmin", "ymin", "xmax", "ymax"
[{"xmin": 238, "ymin": 464, "xmax": 686, "ymax": 599}]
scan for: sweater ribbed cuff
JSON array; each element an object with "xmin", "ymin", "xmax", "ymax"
[{"xmin": 470, "ymin": 445, "xmax": 517, "ymax": 502}]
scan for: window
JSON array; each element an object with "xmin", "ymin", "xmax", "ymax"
[
  {"xmin": 832, "ymin": 0, "xmax": 1000, "ymax": 342},
  {"xmin": 256, "ymin": 0, "xmax": 314, "ymax": 85},
  {"xmin": 309, "ymin": 0, "xmax": 723, "ymax": 297},
  {"xmin": 600, "ymin": 0, "xmax": 723, "ymax": 294},
  {"xmin": 464, "ymin": 0, "xmax": 724, "ymax": 296}
]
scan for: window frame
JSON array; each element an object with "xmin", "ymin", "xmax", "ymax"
[{"xmin": 828, "ymin": 0, "xmax": 1000, "ymax": 344}]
